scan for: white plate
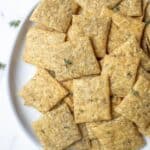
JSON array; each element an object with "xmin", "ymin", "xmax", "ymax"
[{"xmin": 5, "ymin": 4, "xmax": 150, "ymax": 150}]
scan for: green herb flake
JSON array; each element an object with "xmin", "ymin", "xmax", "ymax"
[
  {"xmin": 9, "ymin": 20, "xmax": 21, "ymax": 28},
  {"xmin": 0, "ymin": 62, "xmax": 6, "ymax": 70},
  {"xmin": 126, "ymin": 72, "xmax": 132, "ymax": 78},
  {"xmin": 64, "ymin": 59, "xmax": 73, "ymax": 67},
  {"xmin": 132, "ymin": 89, "xmax": 139, "ymax": 97}
]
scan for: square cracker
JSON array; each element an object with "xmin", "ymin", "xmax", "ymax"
[
  {"xmin": 91, "ymin": 117, "xmax": 145, "ymax": 150},
  {"xmin": 19, "ymin": 69, "xmax": 68, "ymax": 112},
  {"xmin": 101, "ymin": 54, "xmax": 140, "ymax": 97},
  {"xmin": 68, "ymin": 15, "xmax": 111, "ymax": 58},
  {"xmin": 74, "ymin": 75, "xmax": 111, "ymax": 123},
  {"xmin": 30, "ymin": 0, "xmax": 78, "ymax": 32},
  {"xmin": 112, "ymin": 36, "xmax": 150, "ymax": 71},
  {"xmin": 116, "ymin": 75, "xmax": 150, "ymax": 128},
  {"xmin": 25, "ymin": 26, "xmax": 66, "ymax": 48},
  {"xmin": 24, "ymin": 37, "xmax": 100, "ymax": 81},
  {"xmin": 118, "ymin": 0, "xmax": 142, "ymax": 17},
  {"xmin": 66, "ymin": 124, "xmax": 91, "ymax": 150},
  {"xmin": 100, "ymin": 7, "xmax": 145, "ymax": 52},
  {"xmin": 32, "ymin": 103, "xmax": 81, "ymax": 149},
  {"xmin": 75, "ymin": 0, "xmax": 122, "ymax": 15}
]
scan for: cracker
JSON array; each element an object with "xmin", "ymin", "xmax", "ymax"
[
  {"xmin": 68, "ymin": 15, "xmax": 111, "ymax": 58},
  {"xmin": 19, "ymin": 69, "xmax": 68, "ymax": 112},
  {"xmin": 91, "ymin": 117, "xmax": 145, "ymax": 150},
  {"xmin": 74, "ymin": 75, "xmax": 111, "ymax": 123},
  {"xmin": 25, "ymin": 26, "xmax": 66, "ymax": 47},
  {"xmin": 100, "ymin": 7, "xmax": 145, "ymax": 52},
  {"xmin": 30, "ymin": 0, "xmax": 78, "ymax": 32},
  {"xmin": 66, "ymin": 124, "xmax": 91, "ymax": 150},
  {"xmin": 91, "ymin": 139, "xmax": 101, "ymax": 150},
  {"xmin": 116, "ymin": 75, "xmax": 150, "ymax": 128},
  {"xmin": 112, "ymin": 36, "xmax": 150, "ymax": 71},
  {"xmin": 24, "ymin": 37, "xmax": 100, "ymax": 81},
  {"xmin": 118, "ymin": 0, "xmax": 142, "ymax": 17},
  {"xmin": 101, "ymin": 54, "xmax": 140, "ymax": 97},
  {"xmin": 75, "ymin": 0, "xmax": 122, "ymax": 15},
  {"xmin": 62, "ymin": 80, "xmax": 73, "ymax": 94},
  {"xmin": 32, "ymin": 104, "xmax": 81, "ymax": 149}
]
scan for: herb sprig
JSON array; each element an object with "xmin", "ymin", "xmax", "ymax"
[{"xmin": 9, "ymin": 20, "xmax": 21, "ymax": 28}]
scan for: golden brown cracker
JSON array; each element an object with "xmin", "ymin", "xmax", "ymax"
[
  {"xmin": 101, "ymin": 54, "xmax": 140, "ymax": 97},
  {"xmin": 100, "ymin": 7, "xmax": 145, "ymax": 52},
  {"xmin": 66, "ymin": 124, "xmax": 91, "ymax": 150},
  {"xmin": 118, "ymin": 0, "xmax": 142, "ymax": 17},
  {"xmin": 24, "ymin": 37, "xmax": 100, "ymax": 81},
  {"xmin": 91, "ymin": 117, "xmax": 145, "ymax": 150},
  {"xmin": 19, "ymin": 69, "xmax": 68, "ymax": 112},
  {"xmin": 30, "ymin": 0, "xmax": 78, "ymax": 32},
  {"xmin": 74, "ymin": 75, "xmax": 111, "ymax": 123},
  {"xmin": 68, "ymin": 15, "xmax": 111, "ymax": 58},
  {"xmin": 32, "ymin": 104, "xmax": 81, "ymax": 149},
  {"xmin": 116, "ymin": 75, "xmax": 150, "ymax": 128}
]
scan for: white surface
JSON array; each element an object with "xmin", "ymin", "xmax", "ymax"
[
  {"xmin": 0, "ymin": 0, "xmax": 39, "ymax": 150},
  {"xmin": 0, "ymin": 0, "xmax": 150, "ymax": 150}
]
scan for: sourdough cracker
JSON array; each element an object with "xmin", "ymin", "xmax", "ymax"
[
  {"xmin": 24, "ymin": 37, "xmax": 100, "ymax": 81},
  {"xmin": 19, "ymin": 69, "xmax": 68, "ymax": 112},
  {"xmin": 100, "ymin": 7, "xmax": 145, "ymax": 52},
  {"xmin": 118, "ymin": 0, "xmax": 142, "ymax": 17},
  {"xmin": 32, "ymin": 104, "xmax": 81, "ymax": 149},
  {"xmin": 91, "ymin": 117, "xmax": 145, "ymax": 150},
  {"xmin": 68, "ymin": 15, "xmax": 111, "ymax": 58},
  {"xmin": 74, "ymin": 75, "xmax": 111, "ymax": 123},
  {"xmin": 66, "ymin": 124, "xmax": 91, "ymax": 150},
  {"xmin": 64, "ymin": 96, "xmax": 74, "ymax": 111},
  {"xmin": 116, "ymin": 75, "xmax": 150, "ymax": 128},
  {"xmin": 30, "ymin": 0, "xmax": 78, "ymax": 32},
  {"xmin": 112, "ymin": 36, "xmax": 150, "ymax": 71},
  {"xmin": 102, "ymin": 54, "xmax": 140, "ymax": 97}
]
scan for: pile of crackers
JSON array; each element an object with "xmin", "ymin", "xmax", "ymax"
[{"xmin": 19, "ymin": 0, "xmax": 150, "ymax": 149}]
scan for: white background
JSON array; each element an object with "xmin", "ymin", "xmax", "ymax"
[{"xmin": 0, "ymin": 0, "xmax": 39, "ymax": 149}]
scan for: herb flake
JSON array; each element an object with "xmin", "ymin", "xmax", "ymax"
[
  {"xmin": 0, "ymin": 62, "xmax": 6, "ymax": 70},
  {"xmin": 64, "ymin": 59, "xmax": 73, "ymax": 67},
  {"xmin": 9, "ymin": 20, "xmax": 21, "ymax": 28},
  {"xmin": 132, "ymin": 89, "xmax": 139, "ymax": 97}
]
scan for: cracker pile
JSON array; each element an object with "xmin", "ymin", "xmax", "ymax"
[{"xmin": 20, "ymin": 0, "xmax": 150, "ymax": 149}]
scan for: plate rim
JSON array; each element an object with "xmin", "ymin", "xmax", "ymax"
[{"xmin": 5, "ymin": 4, "xmax": 38, "ymax": 148}]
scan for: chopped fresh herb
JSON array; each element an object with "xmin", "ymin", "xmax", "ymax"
[
  {"xmin": 145, "ymin": 20, "xmax": 150, "ymax": 25},
  {"xmin": 126, "ymin": 72, "xmax": 132, "ymax": 78},
  {"xmin": 49, "ymin": 70, "xmax": 56, "ymax": 78},
  {"xmin": 64, "ymin": 59, "xmax": 73, "ymax": 67},
  {"xmin": 132, "ymin": 89, "xmax": 139, "ymax": 97},
  {"xmin": 9, "ymin": 20, "xmax": 21, "ymax": 28},
  {"xmin": 0, "ymin": 62, "xmax": 6, "ymax": 70}
]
